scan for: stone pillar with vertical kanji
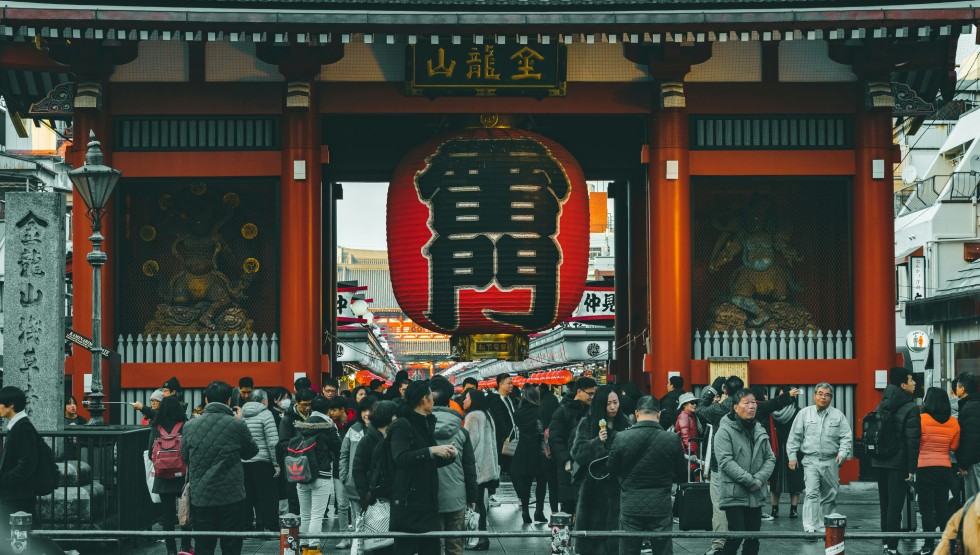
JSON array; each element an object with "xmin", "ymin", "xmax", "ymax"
[{"xmin": 2, "ymin": 192, "xmax": 66, "ymax": 431}]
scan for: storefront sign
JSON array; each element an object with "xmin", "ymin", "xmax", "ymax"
[
  {"xmin": 407, "ymin": 41, "xmax": 566, "ymax": 97},
  {"xmin": 910, "ymin": 256, "xmax": 926, "ymax": 300},
  {"xmin": 568, "ymin": 284, "xmax": 614, "ymax": 323}
]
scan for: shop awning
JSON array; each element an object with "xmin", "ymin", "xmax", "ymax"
[{"xmin": 905, "ymin": 289, "xmax": 980, "ymax": 325}]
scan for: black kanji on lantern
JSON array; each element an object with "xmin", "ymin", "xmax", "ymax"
[{"xmin": 415, "ymin": 137, "xmax": 571, "ymax": 331}]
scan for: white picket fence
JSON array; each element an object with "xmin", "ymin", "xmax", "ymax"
[
  {"xmin": 117, "ymin": 333, "xmax": 280, "ymax": 363},
  {"xmin": 693, "ymin": 329, "xmax": 853, "ymax": 360}
]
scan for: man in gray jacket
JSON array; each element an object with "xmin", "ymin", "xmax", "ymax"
[
  {"xmin": 785, "ymin": 382, "xmax": 852, "ymax": 535},
  {"xmin": 431, "ymin": 377, "xmax": 478, "ymax": 555},
  {"xmin": 182, "ymin": 381, "xmax": 259, "ymax": 555},
  {"xmin": 713, "ymin": 388, "xmax": 775, "ymax": 555}
]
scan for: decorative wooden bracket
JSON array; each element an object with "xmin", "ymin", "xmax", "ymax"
[
  {"xmin": 624, "ymin": 42, "xmax": 712, "ymax": 110},
  {"xmin": 257, "ymin": 43, "xmax": 344, "ymax": 110},
  {"xmin": 44, "ymin": 39, "xmax": 139, "ymax": 112}
]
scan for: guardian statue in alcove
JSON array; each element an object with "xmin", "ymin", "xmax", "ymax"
[{"xmin": 707, "ymin": 195, "xmax": 816, "ymax": 333}]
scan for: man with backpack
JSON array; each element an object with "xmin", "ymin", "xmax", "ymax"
[
  {"xmin": 0, "ymin": 386, "xmax": 43, "ymax": 540},
  {"xmin": 955, "ymin": 371, "xmax": 980, "ymax": 500},
  {"xmin": 182, "ymin": 381, "xmax": 259, "ymax": 555},
  {"xmin": 869, "ymin": 367, "xmax": 921, "ymax": 555}
]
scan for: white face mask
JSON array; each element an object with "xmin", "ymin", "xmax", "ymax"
[{"xmin": 280, "ymin": 398, "xmax": 292, "ymax": 411}]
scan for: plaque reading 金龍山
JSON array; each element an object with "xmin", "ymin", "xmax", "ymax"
[{"xmin": 407, "ymin": 40, "xmax": 566, "ymax": 97}]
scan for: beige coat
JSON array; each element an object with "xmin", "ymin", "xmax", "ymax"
[{"xmin": 935, "ymin": 496, "xmax": 980, "ymax": 555}]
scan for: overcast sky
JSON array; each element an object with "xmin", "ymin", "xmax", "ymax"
[{"xmin": 337, "ymin": 182, "xmax": 388, "ymax": 250}]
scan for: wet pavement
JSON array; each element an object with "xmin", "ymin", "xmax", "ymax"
[{"xmin": 97, "ymin": 482, "xmax": 937, "ymax": 554}]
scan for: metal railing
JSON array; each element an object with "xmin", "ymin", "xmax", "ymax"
[
  {"xmin": 894, "ymin": 171, "xmax": 980, "ymax": 216},
  {"xmin": 0, "ymin": 427, "xmax": 154, "ymax": 549},
  {"xmin": 10, "ymin": 511, "xmax": 946, "ymax": 555}
]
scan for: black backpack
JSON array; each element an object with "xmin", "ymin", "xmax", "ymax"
[
  {"xmin": 34, "ymin": 437, "xmax": 60, "ymax": 496},
  {"xmin": 862, "ymin": 407, "xmax": 899, "ymax": 460}
]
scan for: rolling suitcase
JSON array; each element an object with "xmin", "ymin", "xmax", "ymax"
[{"xmin": 676, "ymin": 434, "xmax": 712, "ymax": 531}]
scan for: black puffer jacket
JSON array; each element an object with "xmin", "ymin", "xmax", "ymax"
[
  {"xmin": 606, "ymin": 420, "xmax": 685, "ymax": 517},
  {"xmin": 659, "ymin": 389, "xmax": 685, "ymax": 431},
  {"xmin": 549, "ymin": 397, "xmax": 589, "ymax": 469},
  {"xmin": 871, "ymin": 385, "xmax": 921, "ymax": 472},
  {"xmin": 181, "ymin": 403, "xmax": 259, "ymax": 507},
  {"xmin": 549, "ymin": 396, "xmax": 590, "ymax": 503},
  {"xmin": 511, "ymin": 404, "xmax": 544, "ymax": 476},
  {"xmin": 293, "ymin": 412, "xmax": 341, "ymax": 479},
  {"xmin": 388, "ymin": 410, "xmax": 454, "ymax": 533},
  {"xmin": 352, "ymin": 425, "xmax": 386, "ymax": 505},
  {"xmin": 957, "ymin": 394, "xmax": 980, "ymax": 468},
  {"xmin": 276, "ymin": 405, "xmax": 306, "ymax": 462}
]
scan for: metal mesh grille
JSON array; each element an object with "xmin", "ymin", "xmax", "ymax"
[
  {"xmin": 779, "ymin": 40, "xmax": 856, "ymax": 82},
  {"xmin": 206, "ymin": 42, "xmax": 282, "ymax": 82},
  {"xmin": 687, "ymin": 41, "xmax": 761, "ymax": 83},
  {"xmin": 111, "ymin": 41, "xmax": 189, "ymax": 83},
  {"xmin": 116, "ymin": 179, "xmax": 280, "ymax": 338},
  {"xmin": 691, "ymin": 179, "xmax": 853, "ymax": 334},
  {"xmin": 320, "ymin": 42, "xmax": 405, "ymax": 81}
]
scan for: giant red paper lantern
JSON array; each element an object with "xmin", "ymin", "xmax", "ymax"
[{"xmin": 388, "ymin": 127, "xmax": 590, "ymax": 337}]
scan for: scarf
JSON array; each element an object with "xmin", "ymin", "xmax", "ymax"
[{"xmin": 773, "ymin": 404, "xmax": 796, "ymax": 425}]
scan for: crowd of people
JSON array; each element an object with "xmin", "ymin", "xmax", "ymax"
[{"xmin": 1, "ymin": 365, "xmax": 979, "ymax": 554}]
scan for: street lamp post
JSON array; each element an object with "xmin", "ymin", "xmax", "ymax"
[{"xmin": 68, "ymin": 131, "xmax": 122, "ymax": 426}]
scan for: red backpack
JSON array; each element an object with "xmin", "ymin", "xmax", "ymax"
[{"xmin": 152, "ymin": 422, "xmax": 187, "ymax": 480}]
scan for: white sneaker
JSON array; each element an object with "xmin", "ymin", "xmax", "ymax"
[
  {"xmin": 336, "ymin": 539, "xmax": 352, "ymax": 549},
  {"xmin": 489, "ymin": 495, "xmax": 502, "ymax": 507},
  {"xmin": 761, "ymin": 513, "xmax": 774, "ymax": 521}
]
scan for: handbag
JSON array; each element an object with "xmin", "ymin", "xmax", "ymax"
[
  {"xmin": 463, "ymin": 507, "xmax": 480, "ymax": 549},
  {"xmin": 501, "ymin": 398, "xmax": 519, "ymax": 457},
  {"xmin": 361, "ymin": 499, "xmax": 394, "ymax": 551},
  {"xmin": 143, "ymin": 451, "xmax": 161, "ymax": 504},
  {"xmin": 501, "ymin": 428, "xmax": 519, "ymax": 457},
  {"xmin": 178, "ymin": 480, "xmax": 192, "ymax": 527}
]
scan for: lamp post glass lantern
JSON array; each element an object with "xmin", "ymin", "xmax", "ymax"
[{"xmin": 68, "ymin": 131, "xmax": 121, "ymax": 425}]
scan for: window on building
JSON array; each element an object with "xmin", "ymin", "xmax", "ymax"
[{"xmin": 955, "ymin": 340, "xmax": 980, "ymax": 376}]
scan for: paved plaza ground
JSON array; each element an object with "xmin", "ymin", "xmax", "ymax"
[{"xmin": 90, "ymin": 482, "xmax": 937, "ymax": 555}]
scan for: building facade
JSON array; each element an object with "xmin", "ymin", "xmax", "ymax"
[{"xmin": 2, "ymin": 0, "xmax": 975, "ymax": 481}]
